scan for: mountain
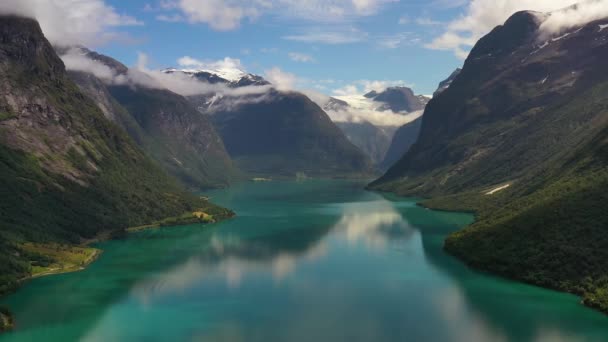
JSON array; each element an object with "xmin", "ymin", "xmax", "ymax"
[
  {"xmin": 0, "ymin": 16, "xmax": 232, "ymax": 294},
  {"xmin": 209, "ymin": 90, "xmax": 374, "ymax": 177},
  {"xmin": 163, "ymin": 69, "xmax": 374, "ymax": 178},
  {"xmin": 364, "ymin": 87, "xmax": 429, "ymax": 112},
  {"xmin": 163, "ymin": 68, "xmax": 271, "ymax": 87},
  {"xmin": 370, "ymin": 10, "xmax": 608, "ymax": 313},
  {"xmin": 379, "ymin": 117, "xmax": 422, "ymax": 170},
  {"xmin": 66, "ymin": 49, "xmax": 237, "ymax": 189},
  {"xmin": 433, "ymin": 68, "xmax": 461, "ymax": 97}
]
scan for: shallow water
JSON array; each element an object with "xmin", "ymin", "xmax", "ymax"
[{"xmin": 1, "ymin": 180, "xmax": 607, "ymax": 341}]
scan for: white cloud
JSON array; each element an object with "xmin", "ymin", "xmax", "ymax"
[
  {"xmin": 264, "ymin": 67, "xmax": 298, "ymax": 91},
  {"xmin": 158, "ymin": 0, "xmax": 397, "ymax": 30},
  {"xmin": 156, "ymin": 14, "xmax": 184, "ymax": 22},
  {"xmin": 415, "ymin": 17, "xmax": 442, "ymax": 26},
  {"xmin": 288, "ymin": 52, "xmax": 315, "ymax": 62},
  {"xmin": 398, "ymin": 16, "xmax": 409, "ymax": 25},
  {"xmin": 0, "ymin": 0, "xmax": 143, "ymax": 46},
  {"xmin": 175, "ymin": 0, "xmax": 261, "ymax": 31},
  {"xmin": 333, "ymin": 80, "xmax": 409, "ymax": 95},
  {"xmin": 377, "ymin": 32, "xmax": 419, "ymax": 49},
  {"xmin": 426, "ymin": 0, "xmax": 591, "ymax": 59},
  {"xmin": 177, "ymin": 56, "xmax": 244, "ymax": 71},
  {"xmin": 60, "ymin": 50, "xmax": 118, "ymax": 81},
  {"xmin": 283, "ymin": 27, "xmax": 367, "ymax": 44},
  {"xmin": 539, "ymin": 0, "xmax": 608, "ymax": 39}
]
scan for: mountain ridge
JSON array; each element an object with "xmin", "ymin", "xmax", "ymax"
[
  {"xmin": 64, "ymin": 48, "xmax": 238, "ymax": 189},
  {"xmin": 369, "ymin": 9, "xmax": 608, "ymax": 313},
  {"xmin": 0, "ymin": 15, "xmax": 232, "ymax": 296}
]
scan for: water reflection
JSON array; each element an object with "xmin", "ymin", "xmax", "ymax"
[{"xmin": 330, "ymin": 201, "xmax": 415, "ymax": 248}]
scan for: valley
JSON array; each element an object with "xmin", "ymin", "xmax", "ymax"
[{"xmin": 1, "ymin": 0, "xmax": 608, "ymax": 340}]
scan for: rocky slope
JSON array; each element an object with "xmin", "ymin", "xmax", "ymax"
[
  {"xmin": 370, "ymin": 9, "xmax": 608, "ymax": 312},
  {"xmin": 0, "ymin": 16, "xmax": 231, "ymax": 295},
  {"xmin": 65, "ymin": 49, "xmax": 237, "ymax": 189},
  {"xmin": 379, "ymin": 117, "xmax": 422, "ymax": 170}
]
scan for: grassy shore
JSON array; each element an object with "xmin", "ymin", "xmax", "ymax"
[
  {"xmin": 0, "ymin": 307, "xmax": 13, "ymax": 332},
  {"xmin": 20, "ymin": 243, "xmax": 102, "ymax": 279},
  {"xmin": 127, "ymin": 208, "xmax": 233, "ymax": 233},
  {"xmin": 0, "ymin": 206, "xmax": 235, "ymax": 333}
]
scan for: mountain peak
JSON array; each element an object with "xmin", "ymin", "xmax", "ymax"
[
  {"xmin": 364, "ymin": 86, "xmax": 428, "ymax": 113},
  {"xmin": 468, "ymin": 10, "xmax": 542, "ymax": 60},
  {"xmin": 0, "ymin": 15, "xmax": 65, "ymax": 78}
]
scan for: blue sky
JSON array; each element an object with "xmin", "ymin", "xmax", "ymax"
[{"xmin": 94, "ymin": 0, "xmax": 469, "ymax": 96}]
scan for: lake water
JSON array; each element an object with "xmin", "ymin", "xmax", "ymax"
[{"xmin": 1, "ymin": 180, "xmax": 608, "ymax": 341}]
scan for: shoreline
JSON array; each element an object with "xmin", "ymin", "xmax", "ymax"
[
  {"xmin": 25, "ymin": 248, "xmax": 103, "ymax": 281},
  {"xmin": 1, "ymin": 210, "xmax": 236, "ymax": 333},
  {"xmin": 408, "ymin": 193, "xmax": 606, "ymax": 316}
]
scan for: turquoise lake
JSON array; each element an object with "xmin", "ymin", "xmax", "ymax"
[{"xmin": 1, "ymin": 180, "xmax": 608, "ymax": 341}]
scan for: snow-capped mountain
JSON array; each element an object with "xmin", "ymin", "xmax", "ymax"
[{"xmin": 162, "ymin": 68, "xmax": 270, "ymax": 87}]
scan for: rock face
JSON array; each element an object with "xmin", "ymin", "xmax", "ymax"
[
  {"xmin": 66, "ymin": 49, "xmax": 237, "ymax": 189},
  {"xmin": 379, "ymin": 117, "xmax": 422, "ymax": 170},
  {"xmin": 209, "ymin": 90, "xmax": 374, "ymax": 177},
  {"xmin": 370, "ymin": 10, "xmax": 608, "ymax": 312},
  {"xmin": 433, "ymin": 68, "xmax": 461, "ymax": 97},
  {"xmin": 335, "ymin": 121, "xmax": 393, "ymax": 166},
  {"xmin": 0, "ymin": 16, "xmax": 221, "ymax": 293}
]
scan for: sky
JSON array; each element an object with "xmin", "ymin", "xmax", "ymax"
[
  {"xmin": 1, "ymin": 0, "xmax": 604, "ymax": 97},
  {"xmin": 96, "ymin": 0, "xmax": 469, "ymax": 96}
]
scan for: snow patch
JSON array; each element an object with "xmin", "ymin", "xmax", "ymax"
[
  {"xmin": 551, "ymin": 32, "xmax": 571, "ymax": 42},
  {"xmin": 485, "ymin": 184, "xmax": 511, "ymax": 195},
  {"xmin": 600, "ymin": 24, "xmax": 608, "ymax": 31}
]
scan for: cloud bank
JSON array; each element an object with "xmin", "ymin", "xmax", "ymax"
[
  {"xmin": 427, "ymin": 0, "xmax": 608, "ymax": 59},
  {"xmin": 0, "ymin": 0, "xmax": 142, "ymax": 46}
]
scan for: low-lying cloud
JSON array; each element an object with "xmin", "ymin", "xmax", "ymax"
[
  {"xmin": 60, "ymin": 50, "xmax": 272, "ymax": 98},
  {"xmin": 328, "ymin": 106, "xmax": 424, "ymax": 127},
  {"xmin": 61, "ymin": 49, "xmax": 423, "ymax": 127},
  {"xmin": 306, "ymin": 87, "xmax": 424, "ymax": 127}
]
